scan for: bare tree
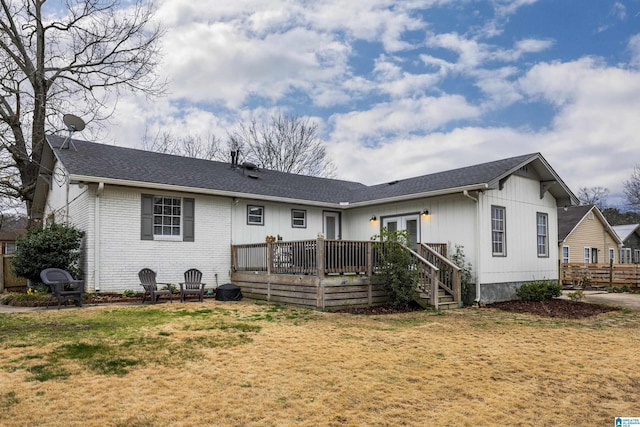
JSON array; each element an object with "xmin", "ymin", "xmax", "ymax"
[
  {"xmin": 229, "ymin": 114, "xmax": 336, "ymax": 177},
  {"xmin": 577, "ymin": 186, "xmax": 609, "ymax": 210},
  {"xmin": 624, "ymin": 164, "xmax": 640, "ymax": 211},
  {"xmin": 142, "ymin": 128, "xmax": 225, "ymax": 161},
  {"xmin": 0, "ymin": 0, "xmax": 164, "ymax": 222}
]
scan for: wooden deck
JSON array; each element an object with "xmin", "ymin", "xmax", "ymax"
[{"xmin": 231, "ymin": 238, "xmax": 461, "ymax": 310}]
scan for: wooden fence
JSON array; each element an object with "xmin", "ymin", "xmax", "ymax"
[
  {"xmin": 0, "ymin": 255, "xmax": 27, "ymax": 293},
  {"xmin": 561, "ymin": 262, "xmax": 640, "ymax": 288}
]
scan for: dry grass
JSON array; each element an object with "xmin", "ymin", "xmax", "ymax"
[{"xmin": 1, "ymin": 301, "xmax": 639, "ymax": 426}]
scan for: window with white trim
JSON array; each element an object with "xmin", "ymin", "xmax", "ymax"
[
  {"xmin": 584, "ymin": 247, "xmax": 590, "ymax": 264},
  {"xmin": 141, "ymin": 194, "xmax": 194, "ymax": 242},
  {"xmin": 634, "ymin": 249, "xmax": 640, "ymax": 263},
  {"xmin": 491, "ymin": 205, "xmax": 506, "ymax": 256},
  {"xmin": 536, "ymin": 212, "xmax": 548, "ymax": 257},
  {"xmin": 609, "ymin": 248, "xmax": 615, "ymax": 262},
  {"xmin": 291, "ymin": 209, "xmax": 306, "ymax": 228},
  {"xmin": 247, "ymin": 205, "xmax": 264, "ymax": 225},
  {"xmin": 562, "ymin": 246, "xmax": 569, "ymax": 264},
  {"xmin": 620, "ymin": 248, "xmax": 631, "ymax": 264},
  {"xmin": 153, "ymin": 196, "xmax": 181, "ymax": 236}
]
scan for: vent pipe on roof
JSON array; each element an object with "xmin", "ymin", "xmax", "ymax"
[{"xmin": 230, "ymin": 150, "xmax": 240, "ymax": 168}]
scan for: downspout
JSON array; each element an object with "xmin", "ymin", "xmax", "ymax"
[
  {"xmin": 94, "ymin": 182, "xmax": 104, "ymax": 292},
  {"xmin": 65, "ymin": 171, "xmax": 70, "ymax": 224},
  {"xmin": 463, "ymin": 190, "xmax": 481, "ymax": 303}
]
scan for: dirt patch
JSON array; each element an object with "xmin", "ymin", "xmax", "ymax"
[
  {"xmin": 336, "ymin": 299, "xmax": 620, "ymax": 319},
  {"xmin": 487, "ymin": 298, "xmax": 619, "ymax": 319},
  {"xmin": 332, "ymin": 301, "xmax": 424, "ymax": 315}
]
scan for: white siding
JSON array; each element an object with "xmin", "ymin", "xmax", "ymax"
[
  {"xmin": 231, "ymin": 199, "xmax": 325, "ymax": 244},
  {"xmin": 478, "ymin": 175, "xmax": 558, "ymax": 284},
  {"xmin": 343, "ymin": 195, "xmax": 477, "ymax": 262}
]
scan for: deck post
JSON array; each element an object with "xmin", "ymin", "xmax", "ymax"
[
  {"xmin": 266, "ymin": 242, "xmax": 273, "ymax": 275},
  {"xmin": 316, "ymin": 236, "xmax": 325, "ymax": 309},
  {"xmin": 366, "ymin": 241, "xmax": 373, "ymax": 278}
]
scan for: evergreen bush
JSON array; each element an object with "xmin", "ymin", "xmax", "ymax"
[
  {"xmin": 516, "ymin": 280, "xmax": 562, "ymax": 302},
  {"xmin": 12, "ymin": 223, "xmax": 85, "ymax": 284},
  {"xmin": 371, "ymin": 228, "xmax": 418, "ymax": 308}
]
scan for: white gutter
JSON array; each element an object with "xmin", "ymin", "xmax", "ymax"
[{"xmin": 463, "ymin": 190, "xmax": 482, "ymax": 304}]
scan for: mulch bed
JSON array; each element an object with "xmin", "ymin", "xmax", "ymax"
[
  {"xmin": 335, "ymin": 299, "xmax": 620, "ymax": 319},
  {"xmin": 487, "ymin": 299, "xmax": 619, "ymax": 319}
]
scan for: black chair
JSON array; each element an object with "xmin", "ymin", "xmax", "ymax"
[
  {"xmin": 40, "ymin": 268, "xmax": 84, "ymax": 309},
  {"xmin": 179, "ymin": 268, "xmax": 206, "ymax": 302},
  {"xmin": 138, "ymin": 268, "xmax": 173, "ymax": 304}
]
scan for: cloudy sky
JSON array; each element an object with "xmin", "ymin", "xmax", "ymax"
[{"xmin": 104, "ymin": 0, "xmax": 640, "ymax": 207}]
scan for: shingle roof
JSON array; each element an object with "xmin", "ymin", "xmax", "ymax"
[
  {"xmin": 557, "ymin": 205, "xmax": 594, "ymax": 241},
  {"xmin": 612, "ymin": 224, "xmax": 640, "ymax": 242},
  {"xmin": 45, "ymin": 135, "xmax": 547, "ymax": 205}
]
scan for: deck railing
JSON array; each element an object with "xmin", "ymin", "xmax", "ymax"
[
  {"xmin": 418, "ymin": 243, "xmax": 462, "ymax": 302},
  {"xmin": 231, "ymin": 239, "xmax": 461, "ymax": 308},
  {"xmin": 232, "ymin": 238, "xmax": 378, "ymax": 276}
]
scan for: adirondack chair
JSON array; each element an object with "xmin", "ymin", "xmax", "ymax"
[
  {"xmin": 40, "ymin": 268, "xmax": 84, "ymax": 309},
  {"xmin": 179, "ymin": 268, "xmax": 206, "ymax": 302},
  {"xmin": 138, "ymin": 268, "xmax": 173, "ymax": 304}
]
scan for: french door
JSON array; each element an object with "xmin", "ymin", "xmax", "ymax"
[{"xmin": 382, "ymin": 215, "xmax": 420, "ymax": 248}]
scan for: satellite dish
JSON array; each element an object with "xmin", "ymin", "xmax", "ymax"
[
  {"xmin": 61, "ymin": 114, "xmax": 85, "ymax": 150},
  {"xmin": 63, "ymin": 114, "xmax": 85, "ymax": 132}
]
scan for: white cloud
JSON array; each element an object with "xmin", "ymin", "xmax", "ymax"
[{"xmin": 329, "ymin": 95, "xmax": 481, "ymax": 144}]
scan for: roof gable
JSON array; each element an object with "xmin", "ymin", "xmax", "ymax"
[
  {"xmin": 612, "ymin": 224, "xmax": 640, "ymax": 242},
  {"xmin": 557, "ymin": 205, "xmax": 623, "ymax": 245}
]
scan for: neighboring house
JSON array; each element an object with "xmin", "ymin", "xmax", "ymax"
[
  {"xmin": 557, "ymin": 205, "xmax": 623, "ymax": 265},
  {"xmin": 612, "ymin": 224, "xmax": 640, "ymax": 263},
  {"xmin": 33, "ymin": 135, "xmax": 578, "ymax": 303},
  {"xmin": 0, "ymin": 232, "xmax": 20, "ymax": 255}
]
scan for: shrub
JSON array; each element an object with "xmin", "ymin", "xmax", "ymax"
[
  {"xmin": 371, "ymin": 228, "xmax": 418, "ymax": 308},
  {"xmin": 516, "ymin": 280, "xmax": 562, "ymax": 302},
  {"xmin": 567, "ymin": 290, "xmax": 584, "ymax": 301},
  {"xmin": 12, "ymin": 223, "xmax": 85, "ymax": 284}
]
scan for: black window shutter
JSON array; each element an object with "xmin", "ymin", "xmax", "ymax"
[
  {"xmin": 183, "ymin": 198, "xmax": 195, "ymax": 242},
  {"xmin": 141, "ymin": 194, "xmax": 154, "ymax": 240}
]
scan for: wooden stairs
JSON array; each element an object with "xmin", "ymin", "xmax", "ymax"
[{"xmin": 415, "ymin": 287, "xmax": 460, "ymax": 310}]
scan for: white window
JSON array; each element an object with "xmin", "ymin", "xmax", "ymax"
[
  {"xmin": 153, "ymin": 196, "xmax": 181, "ymax": 236},
  {"xmin": 491, "ymin": 205, "xmax": 506, "ymax": 256},
  {"xmin": 635, "ymin": 250, "xmax": 640, "ymax": 263},
  {"xmin": 536, "ymin": 212, "xmax": 548, "ymax": 257},
  {"xmin": 609, "ymin": 248, "xmax": 615, "ymax": 262},
  {"xmin": 584, "ymin": 247, "xmax": 590, "ymax": 264},
  {"xmin": 141, "ymin": 195, "xmax": 194, "ymax": 242},
  {"xmin": 620, "ymin": 248, "xmax": 631, "ymax": 264},
  {"xmin": 562, "ymin": 246, "xmax": 569, "ymax": 264},
  {"xmin": 291, "ymin": 209, "xmax": 306, "ymax": 228},
  {"xmin": 247, "ymin": 205, "xmax": 264, "ymax": 225}
]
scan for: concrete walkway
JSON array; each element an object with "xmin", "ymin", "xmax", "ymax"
[{"xmin": 560, "ymin": 290, "xmax": 640, "ymax": 311}]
